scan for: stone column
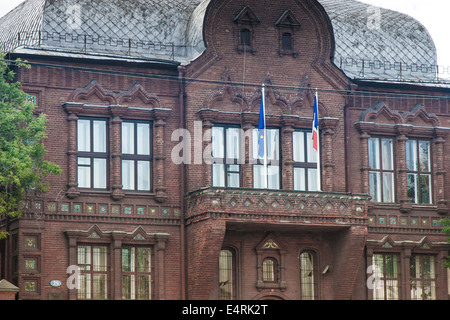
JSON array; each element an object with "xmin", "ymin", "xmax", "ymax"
[
  {"xmin": 110, "ymin": 106, "xmax": 127, "ymax": 201},
  {"xmin": 281, "ymin": 120, "xmax": 294, "ymax": 190},
  {"xmin": 396, "ymin": 130, "xmax": 411, "ymax": 213},
  {"xmin": 62, "ymin": 103, "xmax": 83, "ymax": 199},
  {"xmin": 155, "ymin": 235, "xmax": 169, "ymax": 300},
  {"xmin": 202, "ymin": 120, "xmax": 213, "ymax": 188},
  {"xmin": 359, "ymin": 130, "xmax": 371, "ymax": 195},
  {"xmin": 241, "ymin": 121, "xmax": 254, "ymax": 188},
  {"xmin": 154, "ymin": 117, "xmax": 168, "ymax": 202},
  {"xmin": 434, "ymin": 132, "xmax": 448, "ymax": 214}
]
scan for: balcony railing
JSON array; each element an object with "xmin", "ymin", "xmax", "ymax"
[{"xmin": 185, "ymin": 187, "xmax": 370, "ymax": 227}]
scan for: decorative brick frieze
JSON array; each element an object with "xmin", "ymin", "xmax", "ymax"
[{"xmin": 185, "ymin": 187, "xmax": 369, "ymax": 228}]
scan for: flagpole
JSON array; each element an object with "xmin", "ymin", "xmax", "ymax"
[
  {"xmin": 315, "ymin": 89, "xmax": 322, "ymax": 192},
  {"xmin": 262, "ymin": 84, "xmax": 268, "ymax": 189}
]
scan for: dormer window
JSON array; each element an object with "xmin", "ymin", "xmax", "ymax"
[
  {"xmin": 275, "ymin": 10, "xmax": 301, "ymax": 57},
  {"xmin": 240, "ymin": 28, "xmax": 251, "ymax": 47},
  {"xmin": 281, "ymin": 32, "xmax": 293, "ymax": 50},
  {"xmin": 234, "ymin": 6, "xmax": 260, "ymax": 54}
]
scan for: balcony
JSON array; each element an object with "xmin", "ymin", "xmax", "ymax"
[{"xmin": 185, "ymin": 187, "xmax": 370, "ymax": 230}]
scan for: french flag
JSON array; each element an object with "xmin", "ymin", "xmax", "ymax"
[{"xmin": 312, "ymin": 92, "xmax": 319, "ymax": 151}]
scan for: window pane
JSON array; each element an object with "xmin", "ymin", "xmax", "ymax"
[
  {"xmin": 368, "ymin": 138, "xmax": 380, "ymax": 169},
  {"xmin": 122, "ymin": 248, "xmax": 135, "ymax": 272},
  {"xmin": 385, "ymin": 255, "xmax": 398, "ymax": 278},
  {"xmin": 386, "ymin": 280, "xmax": 399, "ymax": 300},
  {"xmin": 268, "ymin": 165, "xmax": 280, "ymax": 189},
  {"xmin": 77, "ymin": 119, "xmax": 90, "ymax": 152},
  {"xmin": 423, "ymin": 281, "xmax": 436, "ymax": 300},
  {"xmin": 78, "ymin": 160, "xmax": 91, "ymax": 188},
  {"xmin": 407, "ymin": 173, "xmax": 418, "ymax": 203},
  {"xmin": 93, "ymin": 120, "xmax": 107, "ymax": 153},
  {"xmin": 293, "ymin": 131, "xmax": 305, "ymax": 162},
  {"xmin": 137, "ymin": 161, "xmax": 151, "ymax": 191},
  {"xmin": 219, "ymin": 250, "xmax": 233, "ymax": 300},
  {"xmin": 93, "ymin": 274, "xmax": 107, "ymax": 299},
  {"xmin": 78, "ymin": 246, "xmax": 91, "ymax": 268},
  {"xmin": 122, "ymin": 274, "xmax": 135, "ymax": 300},
  {"xmin": 420, "ymin": 174, "xmax": 431, "ymax": 204},
  {"xmin": 212, "ymin": 164, "xmax": 225, "ymax": 187},
  {"xmin": 267, "ymin": 129, "xmax": 279, "ymax": 161},
  {"xmin": 122, "ymin": 160, "xmax": 135, "ymax": 190},
  {"xmin": 381, "ymin": 139, "xmax": 393, "ymax": 170},
  {"xmin": 253, "ymin": 165, "xmax": 263, "ymax": 189},
  {"xmin": 294, "ymin": 167, "xmax": 306, "ymax": 191},
  {"xmin": 122, "ymin": 122, "xmax": 135, "ymax": 154},
  {"xmin": 254, "ymin": 165, "xmax": 280, "ymax": 189},
  {"xmin": 306, "ymin": 132, "xmax": 317, "ymax": 163},
  {"xmin": 137, "ymin": 248, "xmax": 152, "ymax": 273},
  {"xmin": 419, "ymin": 141, "xmax": 430, "ymax": 172},
  {"xmin": 93, "ymin": 158, "xmax": 107, "ymax": 189},
  {"xmin": 406, "ymin": 140, "xmax": 417, "ymax": 171},
  {"xmin": 78, "ymin": 273, "xmax": 91, "ymax": 299},
  {"xmin": 137, "ymin": 123, "xmax": 150, "ymax": 155},
  {"xmin": 138, "ymin": 275, "xmax": 151, "ymax": 300},
  {"xmin": 369, "ymin": 171, "xmax": 381, "ymax": 202},
  {"xmin": 212, "ymin": 127, "xmax": 224, "ymax": 158},
  {"xmin": 383, "ymin": 172, "xmax": 394, "ymax": 202},
  {"xmin": 300, "ymin": 252, "xmax": 315, "ymax": 300},
  {"xmin": 93, "ymin": 246, "xmax": 107, "ymax": 272},
  {"xmin": 263, "ymin": 259, "xmax": 275, "ymax": 282},
  {"xmin": 423, "ymin": 256, "xmax": 435, "ymax": 279},
  {"xmin": 241, "ymin": 29, "xmax": 250, "ymax": 46},
  {"xmin": 226, "ymin": 128, "xmax": 240, "ymax": 159},
  {"xmin": 227, "ymin": 172, "xmax": 240, "ymax": 188},
  {"xmin": 308, "ymin": 168, "xmax": 318, "ymax": 192},
  {"xmin": 282, "ymin": 32, "xmax": 292, "ymax": 50}
]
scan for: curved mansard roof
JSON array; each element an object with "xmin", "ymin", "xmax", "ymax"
[{"xmin": 0, "ymin": 0, "xmax": 438, "ymax": 81}]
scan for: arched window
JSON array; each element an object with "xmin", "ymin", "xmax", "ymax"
[
  {"xmin": 219, "ymin": 249, "xmax": 235, "ymax": 300},
  {"xmin": 240, "ymin": 28, "xmax": 251, "ymax": 47},
  {"xmin": 300, "ymin": 251, "xmax": 317, "ymax": 300},
  {"xmin": 262, "ymin": 258, "xmax": 278, "ymax": 282}
]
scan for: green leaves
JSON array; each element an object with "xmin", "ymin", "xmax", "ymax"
[{"xmin": 0, "ymin": 54, "xmax": 61, "ymax": 234}]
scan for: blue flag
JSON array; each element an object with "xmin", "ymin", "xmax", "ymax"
[{"xmin": 258, "ymin": 87, "xmax": 265, "ymax": 158}]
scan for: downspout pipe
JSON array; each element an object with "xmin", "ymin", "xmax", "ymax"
[{"xmin": 177, "ymin": 65, "xmax": 186, "ymax": 300}]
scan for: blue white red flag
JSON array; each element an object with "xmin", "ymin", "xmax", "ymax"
[{"xmin": 312, "ymin": 93, "xmax": 319, "ymax": 151}]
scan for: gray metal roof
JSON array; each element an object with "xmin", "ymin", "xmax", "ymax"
[{"xmin": 0, "ymin": 0, "xmax": 438, "ymax": 81}]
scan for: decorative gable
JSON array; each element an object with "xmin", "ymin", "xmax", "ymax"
[
  {"xmin": 275, "ymin": 10, "xmax": 301, "ymax": 28},
  {"xmin": 233, "ymin": 6, "xmax": 260, "ymax": 25}
]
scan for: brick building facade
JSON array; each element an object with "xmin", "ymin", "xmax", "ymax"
[{"xmin": 0, "ymin": 0, "xmax": 449, "ymax": 300}]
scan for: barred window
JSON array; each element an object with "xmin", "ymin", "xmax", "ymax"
[
  {"xmin": 410, "ymin": 255, "xmax": 436, "ymax": 300},
  {"xmin": 262, "ymin": 258, "xmax": 278, "ymax": 282},
  {"xmin": 372, "ymin": 253, "xmax": 399, "ymax": 300},
  {"xmin": 300, "ymin": 251, "xmax": 316, "ymax": 300},
  {"xmin": 218, "ymin": 249, "xmax": 235, "ymax": 300},
  {"xmin": 77, "ymin": 245, "xmax": 108, "ymax": 299},
  {"xmin": 122, "ymin": 247, "xmax": 152, "ymax": 300}
]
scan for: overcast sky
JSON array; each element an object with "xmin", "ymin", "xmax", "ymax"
[{"xmin": 0, "ymin": 0, "xmax": 449, "ymax": 68}]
